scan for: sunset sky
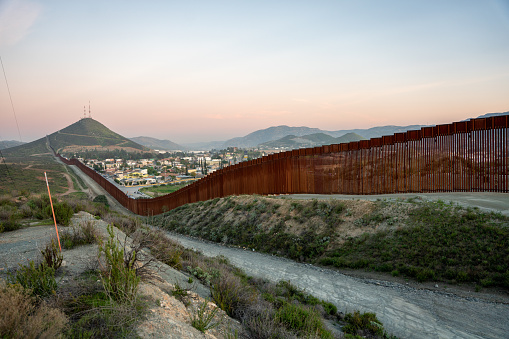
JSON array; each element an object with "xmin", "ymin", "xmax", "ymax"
[{"xmin": 1, "ymin": 0, "xmax": 508, "ymax": 144}]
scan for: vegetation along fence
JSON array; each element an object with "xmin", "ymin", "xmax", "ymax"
[{"xmin": 56, "ymin": 115, "xmax": 509, "ymax": 216}]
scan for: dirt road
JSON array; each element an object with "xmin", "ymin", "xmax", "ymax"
[{"xmin": 167, "ymin": 232, "xmax": 509, "ymax": 339}]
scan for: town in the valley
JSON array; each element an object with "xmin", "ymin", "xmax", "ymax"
[{"xmin": 68, "ymin": 147, "xmax": 272, "ymax": 191}]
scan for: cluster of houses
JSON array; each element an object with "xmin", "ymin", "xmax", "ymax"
[{"xmin": 80, "ymin": 148, "xmax": 269, "ymax": 187}]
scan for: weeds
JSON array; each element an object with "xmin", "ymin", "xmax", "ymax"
[
  {"xmin": 0, "ymin": 280, "xmax": 67, "ymax": 338},
  {"xmin": 60, "ymin": 221, "xmax": 98, "ymax": 249},
  {"xmin": 190, "ymin": 300, "xmax": 221, "ymax": 333},
  {"xmin": 9, "ymin": 261, "xmax": 58, "ymax": 297},
  {"xmin": 211, "ymin": 274, "xmax": 256, "ymax": 318},
  {"xmin": 98, "ymin": 224, "xmax": 140, "ymax": 303},
  {"xmin": 41, "ymin": 238, "xmax": 63, "ymax": 270},
  {"xmin": 343, "ymin": 310, "xmax": 385, "ymax": 337},
  {"xmin": 275, "ymin": 302, "xmax": 333, "ymax": 338},
  {"xmin": 59, "ymin": 273, "xmax": 147, "ymax": 338},
  {"xmin": 172, "ymin": 281, "xmax": 191, "ymax": 305}
]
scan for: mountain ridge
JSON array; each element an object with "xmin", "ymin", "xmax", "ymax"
[
  {"xmin": 191, "ymin": 111, "xmax": 509, "ymax": 150},
  {"xmin": 4, "ymin": 118, "xmax": 149, "ymax": 156},
  {"xmin": 0, "ymin": 140, "xmax": 25, "ymax": 150}
]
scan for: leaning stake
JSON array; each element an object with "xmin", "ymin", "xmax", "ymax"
[{"xmin": 45, "ymin": 172, "xmax": 62, "ymax": 251}]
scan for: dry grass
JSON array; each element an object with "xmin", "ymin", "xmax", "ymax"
[
  {"xmin": 60, "ymin": 221, "xmax": 98, "ymax": 249},
  {"xmin": 0, "ymin": 280, "xmax": 68, "ymax": 339}
]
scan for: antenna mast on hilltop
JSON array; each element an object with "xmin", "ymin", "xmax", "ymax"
[
  {"xmin": 83, "ymin": 105, "xmax": 86, "ymax": 120},
  {"xmin": 88, "ymin": 101, "xmax": 92, "ymax": 119}
]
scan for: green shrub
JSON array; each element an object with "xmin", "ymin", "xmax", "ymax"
[
  {"xmin": 275, "ymin": 302, "xmax": 333, "ymax": 338},
  {"xmin": 416, "ymin": 268, "xmax": 435, "ymax": 282},
  {"xmin": 40, "ymin": 238, "xmax": 63, "ymax": 270},
  {"xmin": 321, "ymin": 301, "xmax": 338, "ymax": 316},
  {"xmin": 0, "ymin": 219, "xmax": 22, "ymax": 232},
  {"xmin": 211, "ymin": 274, "xmax": 256, "ymax": 318},
  {"xmin": 9, "ymin": 261, "xmax": 57, "ymax": 297},
  {"xmin": 43, "ymin": 201, "xmax": 74, "ymax": 225},
  {"xmin": 190, "ymin": 300, "xmax": 221, "ymax": 333},
  {"xmin": 343, "ymin": 310, "xmax": 384, "ymax": 336},
  {"xmin": 98, "ymin": 224, "xmax": 140, "ymax": 302}
]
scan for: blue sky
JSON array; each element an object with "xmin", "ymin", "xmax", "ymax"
[{"xmin": 1, "ymin": 0, "xmax": 508, "ymax": 143}]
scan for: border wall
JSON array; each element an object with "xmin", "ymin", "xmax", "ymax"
[{"xmin": 56, "ymin": 115, "xmax": 509, "ymax": 216}]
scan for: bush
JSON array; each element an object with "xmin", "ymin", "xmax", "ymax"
[
  {"xmin": 343, "ymin": 310, "xmax": 384, "ymax": 336},
  {"xmin": 43, "ymin": 201, "xmax": 74, "ymax": 225},
  {"xmin": 0, "ymin": 281, "xmax": 67, "ymax": 338},
  {"xmin": 9, "ymin": 261, "xmax": 57, "ymax": 298},
  {"xmin": 0, "ymin": 219, "xmax": 22, "ymax": 232},
  {"xmin": 98, "ymin": 224, "xmax": 140, "ymax": 302},
  {"xmin": 211, "ymin": 274, "xmax": 256, "ymax": 318},
  {"xmin": 275, "ymin": 302, "xmax": 333, "ymax": 338},
  {"xmin": 41, "ymin": 238, "xmax": 63, "ymax": 270},
  {"xmin": 0, "ymin": 203, "xmax": 22, "ymax": 232}
]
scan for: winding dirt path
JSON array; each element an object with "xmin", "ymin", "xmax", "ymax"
[{"xmin": 57, "ymin": 172, "xmax": 76, "ymax": 196}]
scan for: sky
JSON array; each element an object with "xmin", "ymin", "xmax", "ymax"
[{"xmin": 1, "ymin": 0, "xmax": 508, "ymax": 144}]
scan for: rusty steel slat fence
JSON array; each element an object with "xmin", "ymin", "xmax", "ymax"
[{"xmin": 55, "ymin": 116, "xmax": 509, "ymax": 216}]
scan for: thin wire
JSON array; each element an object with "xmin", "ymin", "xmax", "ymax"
[
  {"xmin": 1, "ymin": 56, "xmax": 23, "ymax": 143},
  {"xmin": 0, "ymin": 56, "xmax": 22, "ymax": 192},
  {"xmin": 0, "ymin": 148, "xmax": 18, "ymax": 191}
]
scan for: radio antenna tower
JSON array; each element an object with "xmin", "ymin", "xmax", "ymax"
[
  {"xmin": 83, "ymin": 105, "xmax": 86, "ymax": 119},
  {"xmin": 88, "ymin": 101, "xmax": 92, "ymax": 118}
]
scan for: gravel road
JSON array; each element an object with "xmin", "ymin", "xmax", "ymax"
[{"xmin": 166, "ymin": 232, "xmax": 509, "ymax": 339}]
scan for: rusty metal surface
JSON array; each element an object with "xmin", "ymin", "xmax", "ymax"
[{"xmin": 56, "ymin": 116, "xmax": 509, "ymax": 216}]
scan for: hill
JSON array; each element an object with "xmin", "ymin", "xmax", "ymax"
[
  {"xmin": 4, "ymin": 118, "xmax": 149, "ymax": 156},
  {"xmin": 259, "ymin": 132, "xmax": 365, "ymax": 149},
  {"xmin": 130, "ymin": 136, "xmax": 187, "ymax": 151},
  {"xmin": 0, "ymin": 140, "xmax": 25, "ymax": 150}
]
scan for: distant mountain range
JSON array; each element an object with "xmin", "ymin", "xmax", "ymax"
[
  {"xmin": 129, "ymin": 136, "xmax": 187, "ymax": 151},
  {"xmin": 182, "ymin": 111, "xmax": 508, "ymax": 150},
  {"xmin": 0, "ymin": 140, "xmax": 25, "ymax": 150},
  {"xmin": 259, "ymin": 132, "xmax": 365, "ymax": 149},
  {"xmin": 467, "ymin": 111, "xmax": 509, "ymax": 120},
  {"xmin": 217, "ymin": 124, "xmax": 426, "ymax": 149},
  {"xmin": 4, "ymin": 118, "xmax": 149, "ymax": 156}
]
